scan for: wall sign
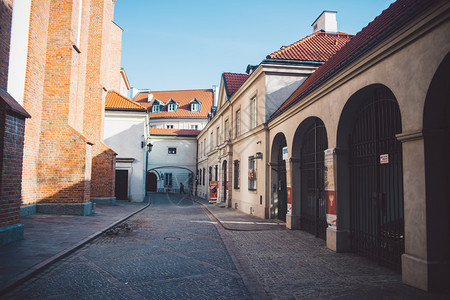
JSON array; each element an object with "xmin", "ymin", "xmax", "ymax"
[{"xmin": 380, "ymin": 154, "xmax": 389, "ymax": 164}]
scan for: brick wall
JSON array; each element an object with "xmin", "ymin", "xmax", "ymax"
[
  {"xmin": 85, "ymin": 0, "xmax": 117, "ymax": 198},
  {"xmin": 91, "ymin": 143, "xmax": 116, "ymax": 198},
  {"xmin": 21, "ymin": 0, "xmax": 50, "ymax": 205},
  {"xmin": 0, "ymin": 109, "xmax": 26, "ymax": 228},
  {"xmin": 0, "ymin": 0, "xmax": 13, "ymax": 90}
]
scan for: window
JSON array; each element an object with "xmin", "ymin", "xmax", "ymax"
[
  {"xmin": 168, "ymin": 104, "xmax": 176, "ymax": 112},
  {"xmin": 190, "ymin": 124, "xmax": 198, "ymax": 130},
  {"xmin": 209, "ymin": 167, "xmax": 212, "ymax": 182},
  {"xmin": 152, "ymin": 105, "xmax": 160, "ymax": 113},
  {"xmin": 216, "ymin": 127, "xmax": 220, "ymax": 146},
  {"xmin": 203, "ymin": 138, "xmax": 206, "ymax": 155},
  {"xmin": 224, "ymin": 119, "xmax": 229, "ymax": 141},
  {"xmin": 234, "ymin": 160, "xmax": 240, "ymax": 189},
  {"xmin": 198, "ymin": 169, "xmax": 201, "ymax": 185},
  {"xmin": 210, "ymin": 131, "xmax": 214, "ymax": 150},
  {"xmin": 168, "ymin": 147, "xmax": 177, "ymax": 154},
  {"xmin": 236, "ymin": 109, "xmax": 241, "ymax": 137},
  {"xmin": 166, "ymin": 125, "xmax": 174, "ymax": 129},
  {"xmin": 149, "ymin": 125, "xmax": 157, "ymax": 128},
  {"xmin": 215, "ymin": 165, "xmax": 218, "ymax": 181},
  {"xmin": 250, "ymin": 97, "xmax": 257, "ymax": 129},
  {"xmin": 202, "ymin": 168, "xmax": 205, "ymax": 185},
  {"xmin": 200, "ymin": 141, "xmax": 203, "ymax": 157},
  {"xmin": 165, "ymin": 173, "xmax": 173, "ymax": 187},
  {"xmin": 191, "ymin": 103, "xmax": 198, "ymax": 112},
  {"xmin": 248, "ymin": 156, "xmax": 256, "ymax": 191}
]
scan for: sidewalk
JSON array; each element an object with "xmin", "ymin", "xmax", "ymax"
[
  {"xmin": 192, "ymin": 196, "xmax": 286, "ymax": 231},
  {"xmin": 192, "ymin": 196, "xmax": 448, "ymax": 299},
  {"xmin": 0, "ymin": 200, "xmax": 148, "ymax": 294}
]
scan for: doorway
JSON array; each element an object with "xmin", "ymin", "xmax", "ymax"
[{"xmin": 115, "ymin": 170, "xmax": 128, "ymax": 200}]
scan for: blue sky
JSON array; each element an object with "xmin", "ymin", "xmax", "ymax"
[{"xmin": 114, "ymin": 0, "xmax": 395, "ymax": 92}]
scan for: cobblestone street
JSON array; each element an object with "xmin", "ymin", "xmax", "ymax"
[
  {"xmin": 2, "ymin": 194, "xmax": 250, "ymax": 299},
  {"xmin": 2, "ymin": 194, "xmax": 447, "ymax": 299}
]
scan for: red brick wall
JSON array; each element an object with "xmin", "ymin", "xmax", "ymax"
[
  {"xmin": 0, "ymin": 0, "xmax": 13, "ymax": 90},
  {"xmin": 0, "ymin": 109, "xmax": 26, "ymax": 228},
  {"xmin": 91, "ymin": 143, "xmax": 116, "ymax": 198},
  {"xmin": 21, "ymin": 0, "xmax": 50, "ymax": 205},
  {"xmin": 85, "ymin": 0, "xmax": 117, "ymax": 198},
  {"xmin": 20, "ymin": 0, "xmax": 118, "ymax": 205}
]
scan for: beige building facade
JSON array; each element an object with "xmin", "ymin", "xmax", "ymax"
[{"xmin": 197, "ymin": 0, "xmax": 450, "ymax": 293}]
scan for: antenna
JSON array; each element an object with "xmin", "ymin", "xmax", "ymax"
[{"xmin": 148, "ymin": 93, "xmax": 153, "ymax": 102}]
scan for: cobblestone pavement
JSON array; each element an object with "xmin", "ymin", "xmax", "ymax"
[
  {"xmin": 2, "ymin": 194, "xmax": 251, "ymax": 300},
  {"xmin": 3, "ymin": 194, "xmax": 449, "ymax": 299}
]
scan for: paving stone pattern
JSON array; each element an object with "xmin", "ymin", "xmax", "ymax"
[
  {"xmin": 2, "ymin": 194, "xmax": 449, "ymax": 299},
  {"xmin": 3, "ymin": 194, "xmax": 251, "ymax": 300}
]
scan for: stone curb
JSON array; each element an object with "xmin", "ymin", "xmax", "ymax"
[{"xmin": 0, "ymin": 202, "xmax": 150, "ymax": 296}]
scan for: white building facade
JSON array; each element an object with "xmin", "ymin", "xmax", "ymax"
[{"xmin": 104, "ymin": 91, "xmax": 148, "ymax": 202}]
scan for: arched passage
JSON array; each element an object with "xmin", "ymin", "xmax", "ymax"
[
  {"xmin": 422, "ymin": 52, "xmax": 450, "ymax": 291},
  {"xmin": 270, "ymin": 133, "xmax": 287, "ymax": 221},
  {"xmin": 292, "ymin": 117, "xmax": 328, "ymax": 239},
  {"xmin": 146, "ymin": 172, "xmax": 158, "ymax": 192},
  {"xmin": 337, "ymin": 84, "xmax": 404, "ymax": 271}
]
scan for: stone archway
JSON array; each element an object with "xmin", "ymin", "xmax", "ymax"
[
  {"xmin": 292, "ymin": 117, "xmax": 328, "ymax": 239},
  {"xmin": 421, "ymin": 52, "xmax": 450, "ymax": 292},
  {"xmin": 337, "ymin": 84, "xmax": 404, "ymax": 270},
  {"xmin": 146, "ymin": 172, "xmax": 158, "ymax": 192},
  {"xmin": 270, "ymin": 133, "xmax": 287, "ymax": 221}
]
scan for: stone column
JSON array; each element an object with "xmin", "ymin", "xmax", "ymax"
[{"xmin": 327, "ymin": 147, "xmax": 350, "ymax": 252}]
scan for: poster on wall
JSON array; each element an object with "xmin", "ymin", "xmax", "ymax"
[
  {"xmin": 324, "ymin": 148, "xmax": 337, "ymax": 229},
  {"xmin": 209, "ymin": 181, "xmax": 218, "ymax": 203}
]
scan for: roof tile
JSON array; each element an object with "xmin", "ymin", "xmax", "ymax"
[
  {"xmin": 105, "ymin": 91, "xmax": 146, "ymax": 111},
  {"xmin": 267, "ymin": 31, "xmax": 353, "ymax": 62},
  {"xmin": 135, "ymin": 89, "xmax": 213, "ymax": 118},
  {"xmin": 223, "ymin": 73, "xmax": 249, "ymax": 98},
  {"xmin": 272, "ymin": 0, "xmax": 430, "ymax": 118},
  {"xmin": 150, "ymin": 128, "xmax": 201, "ymax": 136}
]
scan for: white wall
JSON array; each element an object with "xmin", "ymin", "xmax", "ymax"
[
  {"xmin": 7, "ymin": 0, "xmax": 32, "ymax": 105},
  {"xmin": 104, "ymin": 111, "xmax": 147, "ymax": 202},
  {"xmin": 148, "ymin": 135, "xmax": 197, "ymax": 192}
]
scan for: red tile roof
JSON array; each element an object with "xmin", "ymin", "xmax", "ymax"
[
  {"xmin": 150, "ymin": 128, "xmax": 201, "ymax": 136},
  {"xmin": 135, "ymin": 89, "xmax": 213, "ymax": 118},
  {"xmin": 267, "ymin": 31, "xmax": 353, "ymax": 62},
  {"xmin": 222, "ymin": 73, "xmax": 249, "ymax": 98},
  {"xmin": 272, "ymin": 0, "xmax": 431, "ymax": 118},
  {"xmin": 105, "ymin": 91, "xmax": 146, "ymax": 111}
]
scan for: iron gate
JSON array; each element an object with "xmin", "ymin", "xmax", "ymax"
[
  {"xmin": 300, "ymin": 119, "xmax": 328, "ymax": 239},
  {"xmin": 349, "ymin": 87, "xmax": 404, "ymax": 271},
  {"xmin": 277, "ymin": 141, "xmax": 287, "ymax": 221}
]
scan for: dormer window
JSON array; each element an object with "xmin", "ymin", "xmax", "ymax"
[
  {"xmin": 151, "ymin": 99, "xmax": 164, "ymax": 113},
  {"xmin": 190, "ymin": 98, "xmax": 202, "ymax": 112},
  {"xmin": 152, "ymin": 105, "xmax": 160, "ymax": 113},
  {"xmin": 168, "ymin": 103, "xmax": 176, "ymax": 112},
  {"xmin": 166, "ymin": 99, "xmax": 179, "ymax": 112}
]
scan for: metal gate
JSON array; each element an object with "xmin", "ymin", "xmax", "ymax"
[
  {"xmin": 300, "ymin": 119, "xmax": 328, "ymax": 239},
  {"xmin": 349, "ymin": 87, "xmax": 404, "ymax": 271},
  {"xmin": 277, "ymin": 141, "xmax": 287, "ymax": 221}
]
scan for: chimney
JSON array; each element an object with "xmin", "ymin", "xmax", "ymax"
[
  {"xmin": 212, "ymin": 85, "xmax": 219, "ymax": 107},
  {"xmin": 312, "ymin": 11, "xmax": 337, "ymax": 33}
]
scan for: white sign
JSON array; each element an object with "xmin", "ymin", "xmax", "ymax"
[
  {"xmin": 282, "ymin": 146, "xmax": 288, "ymax": 160},
  {"xmin": 380, "ymin": 154, "xmax": 389, "ymax": 164}
]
